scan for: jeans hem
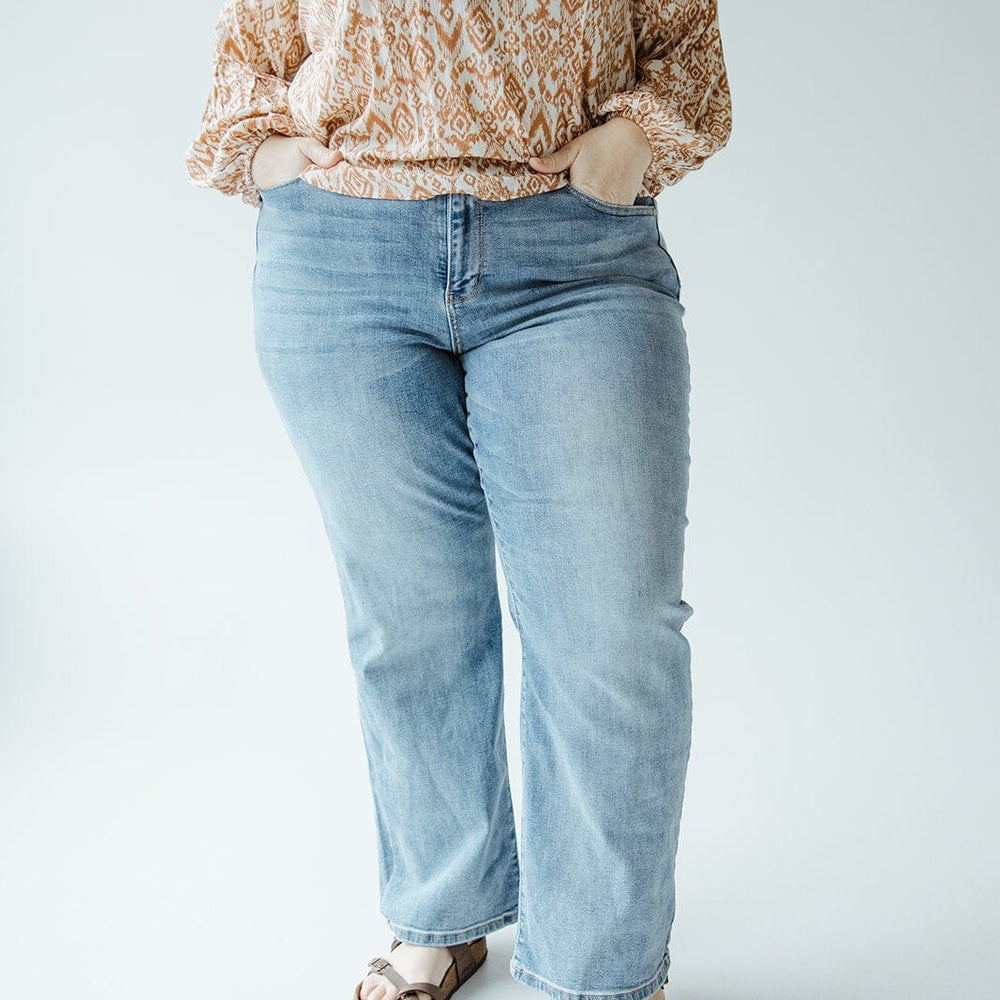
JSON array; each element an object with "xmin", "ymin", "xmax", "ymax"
[
  {"xmin": 508, "ymin": 953, "xmax": 670, "ymax": 1000},
  {"xmin": 384, "ymin": 906, "xmax": 519, "ymax": 945}
]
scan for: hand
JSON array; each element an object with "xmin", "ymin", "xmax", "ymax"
[
  {"xmin": 527, "ymin": 117, "xmax": 654, "ymax": 205},
  {"xmin": 251, "ymin": 135, "xmax": 344, "ymax": 190}
]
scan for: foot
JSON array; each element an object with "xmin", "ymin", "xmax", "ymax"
[{"xmin": 359, "ymin": 942, "xmax": 455, "ymax": 1000}]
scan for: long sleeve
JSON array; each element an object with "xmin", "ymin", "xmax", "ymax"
[
  {"xmin": 594, "ymin": 0, "xmax": 732, "ymax": 195},
  {"xmin": 184, "ymin": 0, "xmax": 310, "ymax": 207}
]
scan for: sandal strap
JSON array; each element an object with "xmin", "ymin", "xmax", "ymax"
[
  {"xmin": 446, "ymin": 939, "xmax": 484, "ymax": 983},
  {"xmin": 398, "ymin": 982, "xmax": 447, "ymax": 1000},
  {"xmin": 370, "ymin": 935, "xmax": 487, "ymax": 1000},
  {"xmin": 367, "ymin": 957, "xmax": 417, "ymax": 996},
  {"xmin": 367, "ymin": 956, "xmax": 451, "ymax": 1000}
]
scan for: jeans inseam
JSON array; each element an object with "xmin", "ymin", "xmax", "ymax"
[
  {"xmin": 500, "ymin": 782, "xmax": 522, "ymax": 919},
  {"xmin": 510, "ymin": 588, "xmax": 531, "ymax": 982},
  {"xmin": 462, "ymin": 433, "xmax": 532, "ymax": 964},
  {"xmin": 469, "ymin": 444, "xmax": 674, "ymax": 1000},
  {"xmin": 478, "ymin": 486, "xmax": 526, "ymax": 635}
]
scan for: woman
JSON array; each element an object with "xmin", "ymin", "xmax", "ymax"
[{"xmin": 183, "ymin": 3, "xmax": 732, "ymax": 1000}]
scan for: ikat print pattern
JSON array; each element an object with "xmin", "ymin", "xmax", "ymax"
[{"xmin": 184, "ymin": 0, "xmax": 732, "ymax": 208}]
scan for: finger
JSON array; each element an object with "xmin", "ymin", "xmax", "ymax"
[
  {"xmin": 299, "ymin": 137, "xmax": 344, "ymax": 166},
  {"xmin": 527, "ymin": 143, "xmax": 575, "ymax": 174}
]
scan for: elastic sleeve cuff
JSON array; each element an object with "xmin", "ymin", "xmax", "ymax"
[
  {"xmin": 185, "ymin": 112, "xmax": 298, "ymax": 209},
  {"xmin": 595, "ymin": 91, "xmax": 726, "ymax": 197}
]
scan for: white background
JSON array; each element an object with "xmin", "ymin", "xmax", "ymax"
[{"xmin": 2, "ymin": 1, "xmax": 998, "ymax": 997}]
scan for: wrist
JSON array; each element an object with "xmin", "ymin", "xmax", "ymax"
[{"xmin": 605, "ymin": 115, "xmax": 654, "ymax": 169}]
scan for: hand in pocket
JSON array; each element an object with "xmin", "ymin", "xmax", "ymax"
[
  {"xmin": 527, "ymin": 116, "xmax": 653, "ymax": 206},
  {"xmin": 251, "ymin": 135, "xmax": 344, "ymax": 191}
]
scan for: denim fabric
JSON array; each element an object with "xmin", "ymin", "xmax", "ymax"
[{"xmin": 252, "ymin": 177, "xmax": 694, "ymax": 1000}]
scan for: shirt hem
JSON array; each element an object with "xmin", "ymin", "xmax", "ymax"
[{"xmin": 297, "ymin": 159, "xmax": 656, "ymax": 202}]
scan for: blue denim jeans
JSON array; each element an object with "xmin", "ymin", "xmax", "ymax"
[{"xmin": 252, "ymin": 177, "xmax": 694, "ymax": 1000}]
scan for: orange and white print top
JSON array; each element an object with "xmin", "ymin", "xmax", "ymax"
[{"xmin": 184, "ymin": 0, "xmax": 732, "ymax": 208}]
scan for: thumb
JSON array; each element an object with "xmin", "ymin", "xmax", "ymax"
[
  {"xmin": 301, "ymin": 137, "xmax": 344, "ymax": 166},
  {"xmin": 527, "ymin": 145, "xmax": 574, "ymax": 174}
]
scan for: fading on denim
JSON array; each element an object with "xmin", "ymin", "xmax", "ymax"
[{"xmin": 252, "ymin": 177, "xmax": 693, "ymax": 1000}]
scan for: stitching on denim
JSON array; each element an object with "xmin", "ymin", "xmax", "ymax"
[
  {"xmin": 459, "ymin": 384, "xmax": 523, "ymax": 629},
  {"xmin": 500, "ymin": 786, "xmax": 521, "ymax": 907},
  {"xmin": 483, "ymin": 448, "xmax": 528, "ymax": 976},
  {"xmin": 450, "ymin": 196, "xmax": 485, "ymax": 305},
  {"xmin": 491, "ymin": 511, "xmax": 525, "ymax": 634},
  {"xmin": 446, "ymin": 296, "xmax": 462, "ymax": 353},
  {"xmin": 509, "ymin": 950, "xmax": 670, "ymax": 1000},
  {"xmin": 512, "ymin": 600, "xmax": 530, "ymax": 965},
  {"xmin": 386, "ymin": 907, "xmax": 519, "ymax": 937},
  {"xmin": 444, "ymin": 195, "xmax": 461, "ymax": 353},
  {"xmin": 563, "ymin": 183, "xmax": 656, "ymax": 216}
]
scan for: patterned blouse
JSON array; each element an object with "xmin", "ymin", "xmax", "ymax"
[{"xmin": 183, "ymin": 0, "xmax": 732, "ymax": 208}]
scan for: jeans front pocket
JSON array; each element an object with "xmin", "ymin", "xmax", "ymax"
[{"xmin": 562, "ymin": 182, "xmax": 657, "ymax": 216}]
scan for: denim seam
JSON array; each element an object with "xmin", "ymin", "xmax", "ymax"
[
  {"xmin": 449, "ymin": 197, "xmax": 486, "ymax": 306},
  {"xmin": 444, "ymin": 194, "xmax": 462, "ymax": 353},
  {"xmin": 385, "ymin": 906, "xmax": 519, "ymax": 940},
  {"xmin": 446, "ymin": 295, "xmax": 462, "ymax": 354},
  {"xmin": 493, "ymin": 754, "xmax": 522, "ymax": 915},
  {"xmin": 462, "ymin": 436, "xmax": 530, "ymax": 960},
  {"xmin": 468, "ymin": 458, "xmax": 525, "ymax": 632},
  {"xmin": 509, "ymin": 950, "xmax": 670, "ymax": 1000},
  {"xmin": 510, "ymin": 611, "xmax": 530, "ymax": 975},
  {"xmin": 501, "ymin": 771, "xmax": 522, "ymax": 897},
  {"xmin": 489, "ymin": 511, "xmax": 525, "ymax": 633},
  {"xmin": 505, "ymin": 832, "xmax": 521, "ymax": 902},
  {"xmin": 563, "ymin": 183, "xmax": 656, "ymax": 216}
]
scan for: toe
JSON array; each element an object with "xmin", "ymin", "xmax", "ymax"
[{"xmin": 368, "ymin": 975, "xmax": 396, "ymax": 1000}]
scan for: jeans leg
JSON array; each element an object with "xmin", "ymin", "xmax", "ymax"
[
  {"xmin": 252, "ymin": 186, "xmax": 520, "ymax": 943},
  {"xmin": 461, "ymin": 277, "xmax": 693, "ymax": 999}
]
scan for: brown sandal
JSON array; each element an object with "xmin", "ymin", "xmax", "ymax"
[{"xmin": 352, "ymin": 936, "xmax": 488, "ymax": 1000}]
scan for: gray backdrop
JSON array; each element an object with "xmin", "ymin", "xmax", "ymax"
[{"xmin": 2, "ymin": 1, "xmax": 997, "ymax": 997}]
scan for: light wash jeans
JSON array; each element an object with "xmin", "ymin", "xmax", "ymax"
[{"xmin": 252, "ymin": 177, "xmax": 694, "ymax": 1000}]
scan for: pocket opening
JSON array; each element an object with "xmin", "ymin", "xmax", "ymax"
[{"xmin": 562, "ymin": 182, "xmax": 656, "ymax": 215}]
